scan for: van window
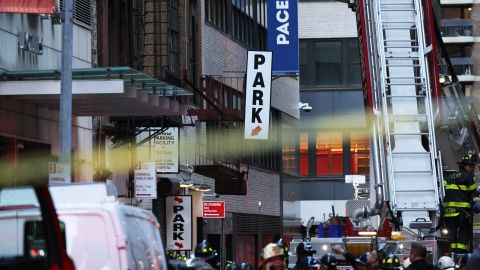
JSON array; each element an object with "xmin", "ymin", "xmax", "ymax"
[
  {"xmin": 0, "ymin": 187, "xmax": 48, "ymax": 265},
  {"xmin": 124, "ymin": 213, "xmax": 167, "ymax": 270}
]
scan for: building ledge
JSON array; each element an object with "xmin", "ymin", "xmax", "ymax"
[
  {"xmin": 458, "ymin": 74, "xmax": 479, "ymax": 82},
  {"xmin": 442, "ymin": 36, "xmax": 477, "ymax": 43},
  {"xmin": 440, "ymin": 0, "xmax": 479, "ymax": 4}
]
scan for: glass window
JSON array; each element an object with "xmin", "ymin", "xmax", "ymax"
[
  {"xmin": 299, "ymin": 41, "xmax": 309, "ymax": 86},
  {"xmin": 316, "ymin": 132, "xmax": 343, "ymax": 176},
  {"xmin": 315, "ymin": 41, "xmax": 342, "ymax": 85},
  {"xmin": 282, "ymin": 131, "xmax": 297, "ymax": 175},
  {"xmin": 299, "ymin": 133, "xmax": 309, "ymax": 176},
  {"xmin": 350, "ymin": 132, "xmax": 370, "ymax": 175}
]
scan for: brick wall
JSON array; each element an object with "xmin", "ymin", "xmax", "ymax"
[{"xmin": 299, "ymin": 2, "xmax": 357, "ymax": 39}]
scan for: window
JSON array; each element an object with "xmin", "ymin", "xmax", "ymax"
[
  {"xmin": 206, "ymin": 0, "xmax": 267, "ymax": 49},
  {"xmin": 299, "ymin": 133, "xmax": 309, "ymax": 176},
  {"xmin": 58, "ymin": 0, "xmax": 92, "ymax": 27},
  {"xmin": 350, "ymin": 132, "xmax": 370, "ymax": 175},
  {"xmin": 282, "ymin": 131, "xmax": 297, "ymax": 175},
  {"xmin": 299, "ymin": 39, "xmax": 361, "ymax": 88},
  {"xmin": 168, "ymin": 0, "xmax": 180, "ymax": 75},
  {"xmin": 316, "ymin": 132, "xmax": 343, "ymax": 176}
]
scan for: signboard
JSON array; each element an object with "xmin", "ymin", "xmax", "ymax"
[
  {"xmin": 267, "ymin": 0, "xmax": 299, "ymax": 73},
  {"xmin": 48, "ymin": 162, "xmax": 71, "ymax": 183},
  {"xmin": 0, "ymin": 0, "xmax": 57, "ymax": 14},
  {"xmin": 244, "ymin": 51, "xmax": 272, "ymax": 140},
  {"xmin": 154, "ymin": 127, "xmax": 179, "ymax": 173},
  {"xmin": 166, "ymin": 196, "xmax": 192, "ymax": 251},
  {"xmin": 202, "ymin": 201, "xmax": 226, "ymax": 218},
  {"xmin": 345, "ymin": 175, "xmax": 366, "ymax": 185},
  {"xmin": 134, "ymin": 161, "xmax": 157, "ymax": 198}
]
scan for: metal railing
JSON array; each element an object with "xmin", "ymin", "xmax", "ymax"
[{"xmin": 440, "ymin": 19, "xmax": 473, "ymax": 37}]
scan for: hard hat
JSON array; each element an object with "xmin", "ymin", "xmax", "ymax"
[
  {"xmin": 438, "ymin": 256, "xmax": 455, "ymax": 270},
  {"xmin": 225, "ymin": 261, "xmax": 240, "ymax": 270},
  {"xmin": 262, "ymin": 243, "xmax": 284, "ymax": 262},
  {"xmin": 355, "ymin": 252, "xmax": 370, "ymax": 266},
  {"xmin": 240, "ymin": 262, "xmax": 254, "ymax": 270},
  {"xmin": 456, "ymin": 253, "xmax": 472, "ymax": 268},
  {"xmin": 306, "ymin": 256, "xmax": 320, "ymax": 269},
  {"xmin": 458, "ymin": 154, "xmax": 478, "ymax": 166},
  {"xmin": 320, "ymin": 253, "xmax": 337, "ymax": 270},
  {"xmin": 381, "ymin": 254, "xmax": 401, "ymax": 270},
  {"xmin": 193, "ymin": 240, "xmax": 218, "ymax": 260},
  {"xmin": 277, "ymin": 238, "xmax": 290, "ymax": 256}
]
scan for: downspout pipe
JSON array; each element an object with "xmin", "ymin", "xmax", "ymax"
[{"xmin": 351, "ymin": 121, "xmax": 384, "ymax": 225}]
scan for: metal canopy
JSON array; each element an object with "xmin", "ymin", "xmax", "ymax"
[
  {"xmin": 1, "ymin": 66, "xmax": 192, "ymax": 96},
  {"xmin": 0, "ymin": 67, "xmax": 192, "ymax": 117}
]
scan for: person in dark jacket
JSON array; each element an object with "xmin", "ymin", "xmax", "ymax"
[
  {"xmin": 404, "ymin": 242, "xmax": 436, "ymax": 270},
  {"xmin": 466, "ymin": 247, "xmax": 480, "ymax": 270},
  {"xmin": 443, "ymin": 154, "xmax": 478, "ymax": 253},
  {"xmin": 332, "ymin": 246, "xmax": 368, "ymax": 270}
]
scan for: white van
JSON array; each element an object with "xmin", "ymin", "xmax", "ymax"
[{"xmin": 0, "ymin": 183, "xmax": 168, "ymax": 270}]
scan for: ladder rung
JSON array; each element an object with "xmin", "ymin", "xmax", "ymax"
[
  {"xmin": 380, "ymin": 2, "xmax": 414, "ymax": 5},
  {"xmin": 385, "ymin": 56, "xmax": 419, "ymax": 59},
  {"xmin": 386, "ymin": 64, "xmax": 421, "ymax": 67},
  {"xmin": 383, "ymin": 21, "xmax": 416, "ymax": 24},
  {"xmin": 390, "ymin": 132, "xmax": 430, "ymax": 135},
  {"xmin": 384, "ymin": 45, "xmax": 419, "ymax": 49},
  {"xmin": 388, "ymin": 115, "xmax": 428, "ymax": 121},
  {"xmin": 392, "ymin": 152, "xmax": 431, "ymax": 155},
  {"xmin": 395, "ymin": 189, "xmax": 436, "ymax": 192},
  {"xmin": 384, "ymin": 40, "xmax": 417, "ymax": 42},
  {"xmin": 393, "ymin": 171, "xmax": 434, "ymax": 174},
  {"xmin": 386, "ymin": 82, "xmax": 423, "ymax": 85},
  {"xmin": 386, "ymin": 95, "xmax": 426, "ymax": 98},
  {"xmin": 381, "ymin": 8, "xmax": 416, "ymax": 11},
  {"xmin": 383, "ymin": 26, "xmax": 417, "ymax": 30},
  {"xmin": 386, "ymin": 77, "xmax": 422, "ymax": 80}
]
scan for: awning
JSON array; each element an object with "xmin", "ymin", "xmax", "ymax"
[
  {"xmin": 0, "ymin": 0, "xmax": 57, "ymax": 14},
  {"xmin": 0, "ymin": 67, "xmax": 192, "ymax": 116}
]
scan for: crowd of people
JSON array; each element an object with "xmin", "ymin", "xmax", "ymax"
[{"xmin": 168, "ymin": 240, "xmax": 480, "ymax": 270}]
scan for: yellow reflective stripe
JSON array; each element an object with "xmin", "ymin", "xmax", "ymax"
[
  {"xmin": 444, "ymin": 183, "xmax": 475, "ymax": 191},
  {"xmin": 444, "ymin": 212, "xmax": 460, "ymax": 217},
  {"xmin": 468, "ymin": 183, "xmax": 477, "ymax": 191},
  {"xmin": 445, "ymin": 202, "xmax": 471, "ymax": 208},
  {"xmin": 455, "ymin": 243, "xmax": 467, "ymax": 250},
  {"xmin": 451, "ymin": 243, "xmax": 457, "ymax": 248}
]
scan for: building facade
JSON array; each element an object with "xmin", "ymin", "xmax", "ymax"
[{"xmin": 282, "ymin": 0, "xmax": 368, "ymax": 235}]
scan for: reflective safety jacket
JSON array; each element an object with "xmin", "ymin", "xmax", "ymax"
[{"xmin": 443, "ymin": 167, "xmax": 477, "ymax": 217}]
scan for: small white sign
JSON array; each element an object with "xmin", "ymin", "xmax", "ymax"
[
  {"xmin": 134, "ymin": 161, "xmax": 157, "ymax": 198},
  {"xmin": 155, "ymin": 128, "xmax": 179, "ymax": 173},
  {"xmin": 166, "ymin": 196, "xmax": 192, "ymax": 251},
  {"xmin": 345, "ymin": 175, "xmax": 366, "ymax": 185},
  {"xmin": 244, "ymin": 51, "xmax": 272, "ymax": 140},
  {"xmin": 48, "ymin": 162, "xmax": 71, "ymax": 183}
]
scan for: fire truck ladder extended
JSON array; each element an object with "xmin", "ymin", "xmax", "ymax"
[{"xmin": 372, "ymin": 0, "xmax": 441, "ymax": 228}]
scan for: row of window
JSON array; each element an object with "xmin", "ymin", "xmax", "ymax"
[
  {"xmin": 205, "ymin": 0, "xmax": 267, "ymax": 49},
  {"xmin": 282, "ymin": 131, "xmax": 369, "ymax": 177},
  {"xmin": 300, "ymin": 39, "xmax": 361, "ymax": 88}
]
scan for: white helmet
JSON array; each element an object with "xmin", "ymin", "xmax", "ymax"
[{"xmin": 437, "ymin": 256, "xmax": 455, "ymax": 270}]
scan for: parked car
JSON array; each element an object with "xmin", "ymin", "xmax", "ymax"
[{"xmin": 0, "ymin": 183, "xmax": 168, "ymax": 270}]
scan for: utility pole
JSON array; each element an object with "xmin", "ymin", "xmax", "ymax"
[{"xmin": 59, "ymin": 0, "xmax": 74, "ymax": 182}]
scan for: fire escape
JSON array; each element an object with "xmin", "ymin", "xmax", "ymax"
[{"xmin": 185, "ymin": 75, "xmax": 249, "ymax": 195}]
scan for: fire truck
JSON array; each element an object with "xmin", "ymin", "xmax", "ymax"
[{"xmin": 289, "ymin": 0, "xmax": 480, "ymax": 267}]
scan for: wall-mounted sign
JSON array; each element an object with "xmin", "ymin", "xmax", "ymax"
[
  {"xmin": 267, "ymin": 0, "xmax": 299, "ymax": 73},
  {"xmin": 154, "ymin": 127, "xmax": 179, "ymax": 173},
  {"xmin": 48, "ymin": 162, "xmax": 71, "ymax": 184},
  {"xmin": 166, "ymin": 196, "xmax": 192, "ymax": 251},
  {"xmin": 203, "ymin": 201, "xmax": 226, "ymax": 218},
  {"xmin": 0, "ymin": 0, "xmax": 57, "ymax": 14},
  {"xmin": 134, "ymin": 161, "xmax": 157, "ymax": 198},
  {"xmin": 244, "ymin": 51, "xmax": 272, "ymax": 140}
]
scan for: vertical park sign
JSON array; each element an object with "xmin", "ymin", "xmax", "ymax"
[
  {"xmin": 166, "ymin": 195, "xmax": 192, "ymax": 251},
  {"xmin": 244, "ymin": 51, "xmax": 272, "ymax": 140}
]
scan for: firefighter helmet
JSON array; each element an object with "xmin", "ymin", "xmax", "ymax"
[
  {"xmin": 381, "ymin": 254, "xmax": 401, "ymax": 270},
  {"xmin": 193, "ymin": 240, "xmax": 218, "ymax": 260},
  {"xmin": 225, "ymin": 261, "xmax": 240, "ymax": 270},
  {"xmin": 458, "ymin": 154, "xmax": 478, "ymax": 166},
  {"xmin": 306, "ymin": 256, "xmax": 320, "ymax": 269},
  {"xmin": 437, "ymin": 256, "xmax": 455, "ymax": 270},
  {"xmin": 262, "ymin": 243, "xmax": 284, "ymax": 262},
  {"xmin": 320, "ymin": 253, "xmax": 337, "ymax": 270},
  {"xmin": 355, "ymin": 252, "xmax": 370, "ymax": 266},
  {"xmin": 240, "ymin": 262, "xmax": 254, "ymax": 270}
]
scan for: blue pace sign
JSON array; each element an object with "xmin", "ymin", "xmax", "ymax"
[{"xmin": 267, "ymin": 0, "xmax": 299, "ymax": 74}]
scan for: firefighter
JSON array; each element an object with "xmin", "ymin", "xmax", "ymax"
[
  {"xmin": 262, "ymin": 243, "xmax": 287, "ymax": 270},
  {"xmin": 185, "ymin": 240, "xmax": 218, "ymax": 270},
  {"xmin": 443, "ymin": 154, "xmax": 478, "ymax": 254},
  {"xmin": 437, "ymin": 256, "xmax": 455, "ymax": 270},
  {"xmin": 319, "ymin": 253, "xmax": 337, "ymax": 270},
  {"xmin": 380, "ymin": 254, "xmax": 401, "ymax": 270}
]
